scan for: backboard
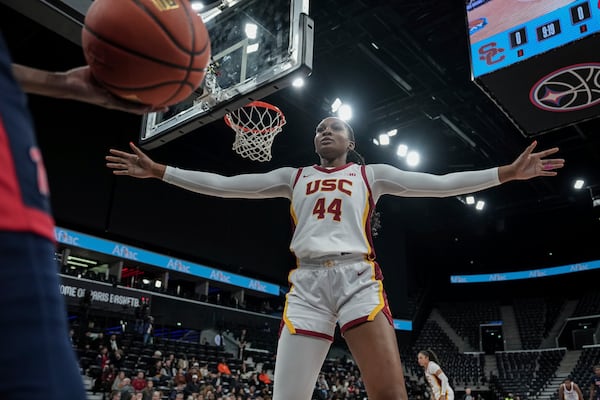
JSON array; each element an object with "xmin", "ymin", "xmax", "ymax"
[{"xmin": 139, "ymin": 0, "xmax": 313, "ymax": 149}]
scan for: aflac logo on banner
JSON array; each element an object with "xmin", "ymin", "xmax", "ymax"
[
  {"xmin": 210, "ymin": 270, "xmax": 231, "ymax": 283},
  {"xmin": 55, "ymin": 229, "xmax": 79, "ymax": 245},
  {"xmin": 112, "ymin": 245, "xmax": 138, "ymax": 260},
  {"xmin": 570, "ymin": 264, "xmax": 588, "ymax": 272},
  {"xmin": 166, "ymin": 258, "xmax": 191, "ymax": 273},
  {"xmin": 488, "ymin": 274, "xmax": 507, "ymax": 281},
  {"xmin": 248, "ymin": 280, "xmax": 267, "ymax": 292}
]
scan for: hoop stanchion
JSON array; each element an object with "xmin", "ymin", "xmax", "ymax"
[{"xmin": 224, "ymin": 101, "xmax": 286, "ymax": 162}]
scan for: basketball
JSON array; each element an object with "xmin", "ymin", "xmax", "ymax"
[{"xmin": 81, "ymin": 0, "xmax": 211, "ymax": 107}]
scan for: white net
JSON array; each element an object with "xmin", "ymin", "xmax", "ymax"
[{"xmin": 225, "ymin": 101, "xmax": 286, "ymax": 162}]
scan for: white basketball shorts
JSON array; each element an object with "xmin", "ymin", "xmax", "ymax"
[{"xmin": 281, "ymin": 254, "xmax": 393, "ymax": 340}]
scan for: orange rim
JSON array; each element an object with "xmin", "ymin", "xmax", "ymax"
[{"xmin": 224, "ymin": 100, "xmax": 286, "ymax": 134}]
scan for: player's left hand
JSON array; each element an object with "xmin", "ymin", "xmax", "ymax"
[{"xmin": 510, "ymin": 141, "xmax": 564, "ymax": 180}]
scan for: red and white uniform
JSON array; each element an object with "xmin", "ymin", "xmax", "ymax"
[
  {"xmin": 163, "ymin": 162, "xmax": 499, "ymax": 339},
  {"xmin": 289, "ymin": 163, "xmax": 374, "ymax": 259},
  {"xmin": 163, "ymin": 161, "xmax": 498, "ymax": 399},
  {"xmin": 425, "ymin": 361, "xmax": 454, "ymax": 400}
]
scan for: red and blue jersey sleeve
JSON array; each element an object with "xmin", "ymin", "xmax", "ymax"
[{"xmin": 0, "ymin": 34, "xmax": 54, "ymax": 241}]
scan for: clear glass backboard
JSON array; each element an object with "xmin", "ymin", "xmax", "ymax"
[{"xmin": 139, "ymin": 0, "xmax": 313, "ymax": 149}]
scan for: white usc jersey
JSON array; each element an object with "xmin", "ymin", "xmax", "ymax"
[
  {"xmin": 425, "ymin": 361, "xmax": 454, "ymax": 400},
  {"xmin": 289, "ymin": 163, "xmax": 375, "ymax": 260}
]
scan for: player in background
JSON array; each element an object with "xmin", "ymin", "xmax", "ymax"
[
  {"xmin": 1, "ymin": 32, "xmax": 164, "ymax": 399},
  {"xmin": 106, "ymin": 117, "xmax": 563, "ymax": 400},
  {"xmin": 418, "ymin": 349, "xmax": 455, "ymax": 400},
  {"xmin": 559, "ymin": 376, "xmax": 584, "ymax": 400}
]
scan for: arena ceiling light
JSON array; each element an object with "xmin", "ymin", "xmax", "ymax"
[
  {"xmin": 396, "ymin": 144, "xmax": 408, "ymax": 157},
  {"xmin": 292, "ymin": 77, "xmax": 304, "ymax": 87},
  {"xmin": 337, "ymin": 104, "xmax": 352, "ymax": 121},
  {"xmin": 406, "ymin": 150, "xmax": 420, "ymax": 167},
  {"xmin": 378, "ymin": 133, "xmax": 390, "ymax": 146}
]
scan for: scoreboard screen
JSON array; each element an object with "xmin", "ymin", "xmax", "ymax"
[{"xmin": 467, "ymin": 0, "xmax": 600, "ymax": 78}]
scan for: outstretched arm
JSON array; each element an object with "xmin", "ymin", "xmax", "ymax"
[
  {"xmin": 12, "ymin": 64, "xmax": 166, "ymax": 115},
  {"xmin": 106, "ymin": 142, "xmax": 295, "ymax": 199},
  {"xmin": 368, "ymin": 141, "xmax": 564, "ymax": 199}
]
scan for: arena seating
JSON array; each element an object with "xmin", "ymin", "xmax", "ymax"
[{"xmin": 437, "ymin": 301, "xmax": 502, "ymax": 350}]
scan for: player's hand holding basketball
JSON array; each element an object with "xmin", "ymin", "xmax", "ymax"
[
  {"xmin": 499, "ymin": 141, "xmax": 564, "ymax": 182},
  {"xmin": 12, "ymin": 64, "xmax": 167, "ymax": 115},
  {"xmin": 61, "ymin": 66, "xmax": 168, "ymax": 115},
  {"xmin": 106, "ymin": 142, "xmax": 166, "ymax": 179}
]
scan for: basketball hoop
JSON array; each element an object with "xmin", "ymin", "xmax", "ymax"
[{"xmin": 224, "ymin": 101, "xmax": 286, "ymax": 162}]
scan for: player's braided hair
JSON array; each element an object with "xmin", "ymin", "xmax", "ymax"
[{"xmin": 340, "ymin": 120, "xmax": 381, "ymax": 238}]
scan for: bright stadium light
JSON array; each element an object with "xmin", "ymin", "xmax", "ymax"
[
  {"xmin": 245, "ymin": 23, "xmax": 258, "ymax": 39},
  {"xmin": 406, "ymin": 150, "xmax": 420, "ymax": 167},
  {"xmin": 337, "ymin": 104, "xmax": 352, "ymax": 121},
  {"xmin": 378, "ymin": 134, "xmax": 390, "ymax": 146},
  {"xmin": 396, "ymin": 144, "xmax": 408, "ymax": 157}
]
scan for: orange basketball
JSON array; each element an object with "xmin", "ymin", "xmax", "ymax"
[{"xmin": 81, "ymin": 0, "xmax": 211, "ymax": 107}]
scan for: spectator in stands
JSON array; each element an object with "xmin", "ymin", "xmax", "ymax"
[
  {"xmin": 185, "ymin": 363, "xmax": 201, "ymax": 383},
  {"xmin": 169, "ymin": 382, "xmax": 186, "ymax": 400},
  {"xmin": 590, "ymin": 366, "xmax": 600, "ymax": 400},
  {"xmin": 418, "ymin": 349, "xmax": 455, "ymax": 400},
  {"xmin": 111, "ymin": 348, "xmax": 124, "ymax": 371},
  {"xmin": 132, "ymin": 371, "xmax": 147, "ymax": 392},
  {"xmin": 97, "ymin": 346, "xmax": 111, "ymax": 369},
  {"xmin": 163, "ymin": 358, "xmax": 176, "ymax": 381},
  {"xmin": 236, "ymin": 328, "xmax": 248, "ymax": 360},
  {"xmin": 120, "ymin": 377, "xmax": 135, "ymax": 400},
  {"xmin": 151, "ymin": 390, "xmax": 162, "ymax": 400},
  {"xmin": 184, "ymin": 374, "xmax": 202, "ymax": 398},
  {"xmin": 315, "ymin": 373, "xmax": 329, "ymax": 400},
  {"xmin": 214, "ymin": 331, "xmax": 224, "ymax": 348},
  {"xmin": 143, "ymin": 316, "xmax": 154, "ymax": 346},
  {"xmin": 108, "ymin": 119, "xmax": 563, "ymax": 400},
  {"xmin": 259, "ymin": 370, "xmax": 273, "ymax": 386},
  {"xmin": 95, "ymin": 364, "xmax": 117, "ymax": 394},
  {"xmin": 174, "ymin": 367, "xmax": 187, "ymax": 386},
  {"xmin": 559, "ymin": 377, "xmax": 584, "ymax": 400},
  {"xmin": 141, "ymin": 380, "xmax": 155, "ymax": 400},
  {"xmin": 463, "ymin": 388, "xmax": 474, "ymax": 400},
  {"xmin": 110, "ymin": 390, "xmax": 122, "ymax": 400},
  {"xmin": 504, "ymin": 392, "xmax": 515, "ymax": 400},
  {"xmin": 109, "ymin": 334, "xmax": 120, "ymax": 352},
  {"xmin": 112, "ymin": 370, "xmax": 128, "ymax": 392},
  {"xmin": 218, "ymin": 358, "xmax": 233, "ymax": 376},
  {"xmin": 177, "ymin": 354, "xmax": 189, "ymax": 371},
  {"xmin": 69, "ymin": 328, "xmax": 78, "ymax": 347}
]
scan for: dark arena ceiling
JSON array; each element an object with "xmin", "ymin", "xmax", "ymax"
[{"xmin": 1, "ymin": 0, "xmax": 599, "ymax": 292}]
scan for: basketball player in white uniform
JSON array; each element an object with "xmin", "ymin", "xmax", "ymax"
[
  {"xmin": 559, "ymin": 377, "xmax": 584, "ymax": 400},
  {"xmin": 106, "ymin": 116, "xmax": 563, "ymax": 400},
  {"xmin": 418, "ymin": 349, "xmax": 455, "ymax": 400}
]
